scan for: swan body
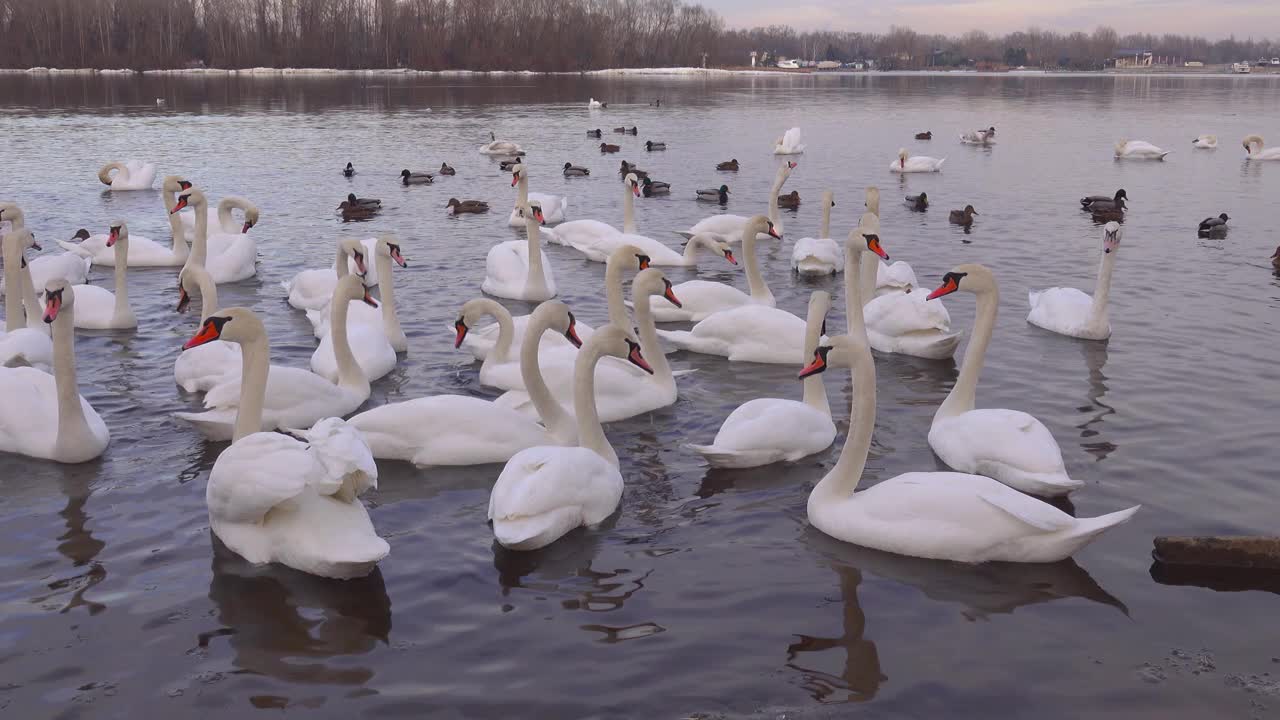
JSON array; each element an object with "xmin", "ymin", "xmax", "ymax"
[
  {"xmin": 60, "ymin": 223, "xmax": 136, "ymax": 330},
  {"xmin": 483, "ymin": 204, "xmax": 557, "ymax": 302},
  {"xmin": 650, "ymin": 217, "xmax": 778, "ymax": 322},
  {"xmin": 678, "ymin": 161, "xmax": 796, "ymax": 241},
  {"xmin": 926, "ymin": 264, "xmax": 1083, "ymax": 496},
  {"xmin": 1192, "ymin": 135, "xmax": 1217, "ymax": 149},
  {"xmin": 1114, "ymin": 140, "xmax": 1169, "ymax": 160},
  {"xmin": 864, "ymin": 291, "xmax": 961, "ymax": 359},
  {"xmin": 282, "ymin": 239, "xmax": 371, "ymax": 311},
  {"xmin": 657, "ymin": 305, "xmax": 807, "ymax": 364},
  {"xmin": 56, "ymin": 227, "xmax": 178, "ymax": 267},
  {"xmin": 508, "ymin": 163, "xmax": 568, "ymax": 226},
  {"xmin": 173, "ymin": 264, "xmax": 241, "ymax": 392},
  {"xmin": 311, "ymin": 238, "xmax": 408, "ymax": 381},
  {"xmin": 1243, "ymin": 134, "xmax": 1280, "ymax": 160},
  {"xmin": 891, "ymin": 148, "xmax": 944, "ymax": 173},
  {"xmin": 773, "ymin": 127, "xmax": 806, "ymax": 155},
  {"xmin": 960, "ymin": 127, "xmax": 996, "ymax": 145},
  {"xmin": 1027, "ymin": 223, "xmax": 1120, "ymax": 340},
  {"xmin": 790, "ymin": 191, "xmax": 841, "ymax": 276},
  {"xmin": 175, "ymin": 189, "xmax": 261, "ymax": 282},
  {"xmin": 0, "ymin": 206, "xmax": 92, "ymax": 297},
  {"xmin": 480, "ymin": 132, "xmax": 525, "ymax": 157},
  {"xmin": 97, "ymin": 160, "xmax": 156, "ymax": 190},
  {"xmin": 0, "ymin": 230, "xmax": 54, "ymax": 371}
]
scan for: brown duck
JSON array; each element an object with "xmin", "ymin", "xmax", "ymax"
[
  {"xmin": 717, "ymin": 158, "xmax": 739, "ymax": 171},
  {"xmin": 619, "ymin": 160, "xmax": 648, "ymax": 179},
  {"xmin": 777, "ymin": 190, "xmax": 801, "ymax": 209},
  {"xmin": 613, "ymin": 126, "xmax": 637, "ymax": 135},
  {"xmin": 915, "ymin": 131, "xmax": 932, "ymax": 140},
  {"xmin": 600, "ymin": 142, "xmax": 621, "ymax": 153},
  {"xmin": 439, "ymin": 162, "xmax": 456, "ymax": 176},
  {"xmin": 1090, "ymin": 206, "xmax": 1124, "ymax": 223},
  {"xmin": 949, "ymin": 205, "xmax": 978, "ymax": 226},
  {"xmin": 447, "ymin": 198, "xmax": 489, "ymax": 215}
]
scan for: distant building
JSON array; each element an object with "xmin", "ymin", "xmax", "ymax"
[
  {"xmin": 750, "ymin": 51, "xmax": 758, "ymax": 67},
  {"xmin": 1114, "ymin": 49, "xmax": 1153, "ymax": 68},
  {"xmin": 1184, "ymin": 60, "xmax": 1204, "ymax": 67}
]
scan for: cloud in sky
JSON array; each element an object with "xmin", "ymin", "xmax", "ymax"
[{"xmin": 698, "ymin": 0, "xmax": 1280, "ymax": 38}]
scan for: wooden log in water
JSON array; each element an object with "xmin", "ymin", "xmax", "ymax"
[{"xmin": 1152, "ymin": 536, "xmax": 1280, "ymax": 570}]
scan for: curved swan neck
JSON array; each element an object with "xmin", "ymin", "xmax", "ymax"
[
  {"xmin": 819, "ymin": 193, "xmax": 833, "ymax": 239},
  {"xmin": 217, "ymin": 200, "xmax": 235, "ymax": 234},
  {"xmin": 801, "ymin": 300, "xmax": 830, "ymax": 416},
  {"xmin": 574, "ymin": 342, "xmax": 617, "ymax": 467},
  {"xmin": 523, "ymin": 215, "xmax": 548, "ymax": 295},
  {"xmin": 330, "ymin": 293, "xmax": 371, "ymax": 395},
  {"xmin": 938, "ymin": 287, "xmax": 997, "ymax": 420},
  {"xmin": 604, "ymin": 259, "xmax": 631, "ymax": 330},
  {"xmin": 2, "ymin": 236, "xmax": 23, "ymax": 331},
  {"xmin": 188, "ymin": 196, "xmax": 209, "ymax": 268},
  {"xmin": 622, "ymin": 181, "xmax": 637, "ymax": 234},
  {"xmin": 767, "ymin": 170, "xmax": 784, "ymax": 232},
  {"xmin": 633, "ymin": 289, "xmax": 673, "ymax": 389},
  {"xmin": 742, "ymin": 230, "xmax": 773, "ymax": 303},
  {"xmin": 843, "ymin": 247, "xmax": 869, "ymax": 340},
  {"xmin": 857, "ymin": 252, "xmax": 877, "ymax": 309},
  {"xmin": 813, "ymin": 342, "xmax": 876, "ymax": 503},
  {"xmin": 52, "ymin": 301, "xmax": 92, "ymax": 448},
  {"xmin": 516, "ymin": 171, "xmax": 529, "ymax": 208},
  {"xmin": 518, "ymin": 310, "xmax": 574, "ymax": 443},
  {"xmin": 477, "ymin": 299, "xmax": 515, "ymax": 363},
  {"xmin": 233, "ymin": 334, "xmax": 269, "ymax": 442},
  {"xmin": 194, "ymin": 269, "xmax": 218, "ymax": 321},
  {"xmin": 375, "ymin": 251, "xmax": 405, "ymax": 348},
  {"xmin": 1089, "ymin": 249, "xmax": 1117, "ymax": 328}
]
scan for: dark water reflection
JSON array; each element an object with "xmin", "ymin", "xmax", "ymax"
[{"xmin": 2, "ymin": 72, "xmax": 1279, "ymax": 718}]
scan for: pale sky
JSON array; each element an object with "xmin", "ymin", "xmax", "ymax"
[{"xmin": 700, "ymin": 0, "xmax": 1279, "ymax": 39}]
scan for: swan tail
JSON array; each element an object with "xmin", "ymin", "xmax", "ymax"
[
  {"xmin": 493, "ymin": 507, "xmax": 584, "ymax": 550},
  {"xmin": 279, "ymin": 279, "xmax": 293, "ymax": 293},
  {"xmin": 653, "ymin": 329, "xmax": 698, "ymax": 352},
  {"xmin": 685, "ymin": 443, "xmax": 780, "ymax": 469},
  {"xmin": 1054, "ymin": 506, "xmax": 1141, "ymax": 555},
  {"xmin": 935, "ymin": 158, "xmax": 946, "ymax": 170}
]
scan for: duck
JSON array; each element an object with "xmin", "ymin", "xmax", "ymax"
[
  {"xmin": 652, "ymin": 216, "xmax": 775, "ymax": 321},
  {"xmin": 915, "ymin": 131, "xmax": 932, "ymax": 140},
  {"xmin": 600, "ymin": 143, "xmax": 621, "ymax": 153},
  {"xmin": 645, "ymin": 140, "xmax": 666, "ymax": 151},
  {"xmin": 183, "ymin": 308, "xmax": 387, "ymax": 579},
  {"xmin": 343, "ymin": 162, "xmax": 356, "ymax": 177},
  {"xmin": 173, "ymin": 263, "xmax": 240, "ymax": 393},
  {"xmin": 0, "ymin": 206, "xmax": 92, "ymax": 294},
  {"xmin": 925, "ymin": 264, "xmax": 1084, "ymax": 496},
  {"xmin": 717, "ymin": 159, "xmax": 739, "ymax": 171},
  {"xmin": 619, "ymin": 160, "xmax": 648, "ymax": 179},
  {"xmin": 641, "ymin": 177, "xmax": 670, "ymax": 196},
  {"xmin": 58, "ymin": 221, "xmax": 137, "ymax": 330},
  {"xmin": 791, "ymin": 192, "xmax": 841, "ymax": 276},
  {"xmin": 891, "ymin": 148, "xmax": 945, "ymax": 173},
  {"xmin": 1091, "ymin": 206, "xmax": 1124, "ymax": 223},
  {"xmin": 905, "ymin": 192, "xmax": 928, "ymax": 211},
  {"xmin": 488, "ymin": 325, "xmax": 650, "ymax": 551},
  {"xmin": 310, "ymin": 238, "xmax": 407, "ymax": 383},
  {"xmin": 508, "ymin": 162, "xmax": 568, "ymax": 226},
  {"xmin": 282, "ymin": 238, "xmax": 371, "ymax": 311},
  {"xmin": 339, "ymin": 193, "xmax": 381, "ymax": 211},
  {"xmin": 679, "ymin": 161, "xmax": 797, "ymax": 240},
  {"xmin": 97, "ymin": 159, "xmax": 157, "ymax": 190},
  {"xmin": 1080, "ymin": 189, "xmax": 1127, "ymax": 212},
  {"xmin": 949, "ymin": 205, "xmax": 978, "ymax": 227},
  {"xmin": 479, "ymin": 131, "xmax": 525, "ymax": 156},
  {"xmin": 563, "ymin": 162, "xmax": 591, "ymax": 177},
  {"xmin": 774, "ymin": 127, "xmax": 806, "ymax": 155},
  {"xmin": 499, "ymin": 159, "xmax": 521, "ymax": 171},
  {"xmin": 175, "ymin": 274, "xmax": 375, "ymax": 442},
  {"xmin": 439, "ymin": 162, "xmax": 456, "ymax": 176},
  {"xmin": 613, "ymin": 126, "xmax": 637, "ymax": 135},
  {"xmin": 800, "ymin": 334, "xmax": 1138, "ymax": 563},
  {"xmin": 960, "ymin": 126, "xmax": 997, "ymax": 145},
  {"xmin": 176, "ymin": 187, "xmax": 263, "ymax": 283},
  {"xmin": 1114, "ymin": 140, "xmax": 1169, "ymax": 160},
  {"xmin": 778, "ymin": 190, "xmax": 801, "ymax": 209},
  {"xmin": 353, "ymin": 301, "xmax": 583, "ymax": 466},
  {"xmin": 446, "ymin": 198, "xmax": 489, "ymax": 215},
  {"xmin": 697, "ymin": 185, "xmax": 730, "ymax": 203},
  {"xmin": 485, "ymin": 203, "xmax": 557, "ymax": 302},
  {"xmin": 1027, "ymin": 223, "xmax": 1122, "ymax": 341},
  {"xmin": 1272, "ymin": 247, "xmax": 1280, "ymax": 270},
  {"xmin": 1243, "ymin": 135, "xmax": 1280, "ymax": 160},
  {"xmin": 341, "ymin": 203, "xmax": 379, "ymax": 221},
  {"xmin": 587, "ymin": 129, "xmax": 603, "ymax": 138},
  {"xmin": 0, "ymin": 278, "xmax": 109, "ymax": 463},
  {"xmin": 686, "ymin": 291, "xmax": 836, "ymax": 468},
  {"xmin": 854, "ymin": 230, "xmax": 961, "ymax": 360},
  {"xmin": 0, "ymin": 229, "xmax": 54, "ymax": 372},
  {"xmin": 588, "ymin": 98, "xmax": 605, "ymax": 109},
  {"xmin": 1197, "ymin": 213, "xmax": 1229, "ymax": 237},
  {"xmin": 400, "ymin": 169, "xmax": 434, "ymax": 185},
  {"xmin": 1192, "ymin": 135, "xmax": 1217, "ymax": 149}
]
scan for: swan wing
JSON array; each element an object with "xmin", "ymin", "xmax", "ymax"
[
  {"xmin": 292, "ymin": 417, "xmax": 378, "ymax": 501},
  {"xmin": 490, "ymin": 446, "xmax": 621, "ymax": 524},
  {"xmin": 207, "ymin": 432, "xmax": 311, "ymax": 523},
  {"xmin": 864, "ymin": 291, "xmax": 952, "ymax": 336},
  {"xmin": 931, "ymin": 409, "xmax": 1067, "ymax": 477}
]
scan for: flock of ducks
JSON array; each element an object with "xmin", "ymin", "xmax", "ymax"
[{"xmin": 1, "ymin": 117, "xmax": 1275, "ymax": 583}]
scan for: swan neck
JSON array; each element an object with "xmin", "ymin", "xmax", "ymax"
[
  {"xmin": 819, "ymin": 197, "xmax": 832, "ymax": 239},
  {"xmin": 52, "ymin": 303, "xmax": 91, "ymax": 446},
  {"xmin": 217, "ymin": 201, "xmax": 234, "ymax": 234},
  {"xmin": 843, "ymin": 249, "xmax": 868, "ymax": 339},
  {"xmin": 767, "ymin": 170, "xmax": 784, "ymax": 232},
  {"xmin": 634, "ymin": 289, "xmax": 673, "ymax": 389},
  {"xmin": 813, "ymin": 343, "xmax": 875, "ymax": 503},
  {"xmin": 742, "ymin": 231, "xmax": 773, "ymax": 302},
  {"xmin": 2, "ymin": 237, "xmax": 23, "ymax": 331},
  {"xmin": 1089, "ymin": 248, "xmax": 1117, "ymax": 327},
  {"xmin": 857, "ymin": 252, "xmax": 877, "ymax": 309},
  {"xmin": 482, "ymin": 299, "xmax": 515, "ymax": 363},
  {"xmin": 938, "ymin": 288, "xmax": 997, "ymax": 420},
  {"xmin": 801, "ymin": 303, "xmax": 830, "ymax": 416},
  {"xmin": 20, "ymin": 263, "xmax": 48, "ymax": 337},
  {"xmin": 376, "ymin": 252, "xmax": 405, "ymax": 347},
  {"xmin": 333, "ymin": 245, "xmax": 348, "ymax": 276},
  {"xmin": 622, "ymin": 182, "xmax": 636, "ymax": 234},
  {"xmin": 604, "ymin": 259, "xmax": 631, "ymax": 330},
  {"xmin": 574, "ymin": 343, "xmax": 617, "ymax": 467},
  {"xmin": 113, "ymin": 239, "xmax": 132, "ymax": 323},
  {"xmin": 330, "ymin": 294, "xmax": 370, "ymax": 395},
  {"xmin": 189, "ymin": 197, "xmax": 209, "ymax": 268},
  {"xmin": 233, "ymin": 335, "xmax": 269, "ymax": 442},
  {"xmin": 524, "ymin": 216, "xmax": 547, "ymax": 294},
  {"xmin": 518, "ymin": 311, "xmax": 573, "ymax": 443},
  {"xmin": 196, "ymin": 270, "xmax": 218, "ymax": 322}
]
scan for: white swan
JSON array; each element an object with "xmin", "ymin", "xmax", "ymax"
[
  {"xmin": 173, "ymin": 263, "xmax": 240, "ymax": 393},
  {"xmin": 960, "ymin": 127, "xmax": 996, "ymax": 145},
  {"xmin": 350, "ymin": 301, "xmax": 582, "ymax": 465},
  {"xmin": 686, "ymin": 290, "xmax": 836, "ymax": 468},
  {"xmin": 649, "ymin": 216, "xmax": 778, "ymax": 322},
  {"xmin": 546, "ymin": 170, "xmax": 640, "ymax": 245},
  {"xmin": 801, "ymin": 333, "xmax": 1139, "ymax": 563},
  {"xmin": 587, "ymin": 98, "xmax": 604, "ymax": 109},
  {"xmin": 925, "ymin": 264, "xmax": 1083, "ymax": 496},
  {"xmin": 890, "ymin": 148, "xmax": 945, "ymax": 173},
  {"xmin": 677, "ymin": 161, "xmax": 796, "ymax": 241},
  {"xmin": 97, "ymin": 160, "xmax": 156, "ymax": 190},
  {"xmin": 185, "ymin": 308, "xmax": 387, "ymax": 579},
  {"xmin": 791, "ymin": 191, "xmax": 842, "ymax": 276},
  {"xmin": 1114, "ymin": 140, "xmax": 1169, "ymax": 160},
  {"xmin": 311, "ymin": 238, "xmax": 404, "ymax": 382},
  {"xmin": 480, "ymin": 131, "xmax": 525, "ymax": 157},
  {"xmin": 488, "ymin": 325, "xmax": 652, "ymax": 550},
  {"xmin": 281, "ymin": 238, "xmax": 370, "ymax": 311},
  {"xmin": 59, "ymin": 222, "xmax": 137, "ymax": 330},
  {"xmin": 494, "ymin": 268, "xmax": 682, "ymax": 422},
  {"xmin": 1027, "ymin": 222, "xmax": 1121, "ymax": 340},
  {"xmin": 484, "ymin": 203, "xmax": 557, "ymax": 302},
  {"xmin": 0, "ymin": 279, "xmax": 109, "ymax": 463},
  {"xmin": 0, "ymin": 205, "xmax": 92, "ymax": 296},
  {"xmin": 175, "ymin": 274, "xmax": 374, "ymax": 441},
  {"xmin": 57, "ymin": 208, "xmax": 180, "ymax": 267},
  {"xmin": 508, "ymin": 162, "xmax": 567, "ymax": 226},
  {"xmin": 773, "ymin": 127, "xmax": 806, "ymax": 155},
  {"xmin": 175, "ymin": 187, "xmax": 261, "ymax": 282},
  {"xmin": 309, "ymin": 237, "xmax": 408, "ymax": 347},
  {"xmin": 1243, "ymin": 134, "xmax": 1280, "ymax": 160},
  {"xmin": 656, "ymin": 268, "xmax": 810, "ymax": 365},
  {"xmin": 1192, "ymin": 135, "xmax": 1218, "ymax": 149},
  {"xmin": 1, "ymin": 229, "xmax": 54, "ymax": 371},
  {"xmin": 856, "ymin": 230, "xmax": 961, "ymax": 360}
]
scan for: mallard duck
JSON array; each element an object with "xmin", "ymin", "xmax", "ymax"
[
  {"xmin": 339, "ymin": 193, "xmax": 380, "ymax": 211},
  {"xmin": 343, "ymin": 162, "xmax": 355, "ymax": 177},
  {"xmin": 949, "ymin": 205, "xmax": 978, "ymax": 226},
  {"xmin": 499, "ymin": 159, "xmax": 521, "ymax": 171},
  {"xmin": 447, "ymin": 198, "xmax": 489, "ymax": 215},
  {"xmin": 587, "ymin": 129, "xmax": 602, "ymax": 138},
  {"xmin": 915, "ymin": 131, "xmax": 932, "ymax": 140},
  {"xmin": 645, "ymin": 140, "xmax": 666, "ymax": 151},
  {"xmin": 401, "ymin": 169, "xmax": 433, "ymax": 185},
  {"xmin": 619, "ymin": 161, "xmax": 648, "ymax": 179},
  {"xmin": 600, "ymin": 143, "xmax": 621, "ymax": 153},
  {"xmin": 642, "ymin": 177, "xmax": 670, "ymax": 197},
  {"xmin": 341, "ymin": 204, "xmax": 378, "ymax": 221},
  {"xmin": 905, "ymin": 192, "xmax": 928, "ymax": 211},
  {"xmin": 563, "ymin": 162, "xmax": 590, "ymax": 177},
  {"xmin": 1090, "ymin": 206, "xmax": 1124, "ymax": 223},
  {"xmin": 697, "ymin": 185, "xmax": 730, "ymax": 203},
  {"xmin": 439, "ymin": 162, "xmax": 456, "ymax": 176},
  {"xmin": 613, "ymin": 126, "xmax": 637, "ymax": 135},
  {"xmin": 1081, "ymin": 188, "xmax": 1127, "ymax": 211},
  {"xmin": 777, "ymin": 190, "xmax": 801, "ymax": 209},
  {"xmin": 1197, "ymin": 213, "xmax": 1229, "ymax": 237},
  {"xmin": 716, "ymin": 158, "xmax": 739, "ymax": 171}
]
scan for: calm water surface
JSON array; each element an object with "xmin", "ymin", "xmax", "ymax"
[{"xmin": 2, "ymin": 72, "xmax": 1280, "ymax": 718}]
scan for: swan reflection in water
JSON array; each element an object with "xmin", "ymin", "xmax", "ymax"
[
  {"xmin": 1075, "ymin": 339, "xmax": 1117, "ymax": 461},
  {"xmin": 35, "ymin": 469, "xmax": 109, "ymax": 615},
  {"xmin": 205, "ymin": 539, "xmax": 391, "ymax": 685}
]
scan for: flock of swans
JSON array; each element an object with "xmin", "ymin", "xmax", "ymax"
[{"xmin": 2, "ymin": 120, "xmax": 1275, "ymax": 582}]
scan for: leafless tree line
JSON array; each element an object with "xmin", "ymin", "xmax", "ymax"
[{"xmin": 0, "ymin": 0, "xmax": 1273, "ymax": 71}]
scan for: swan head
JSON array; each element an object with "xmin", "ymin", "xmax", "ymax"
[
  {"xmin": 898, "ymin": 148, "xmax": 908, "ymax": 166},
  {"xmin": 162, "ymin": 175, "xmax": 191, "ymax": 192},
  {"xmin": 183, "ymin": 307, "xmax": 265, "ymax": 350},
  {"xmin": 690, "ymin": 234, "xmax": 736, "ymax": 265},
  {"xmin": 375, "ymin": 236, "xmax": 408, "ymax": 268},
  {"xmin": 589, "ymin": 324, "xmax": 653, "ymax": 375},
  {"xmin": 1243, "ymin": 135, "xmax": 1263, "ymax": 152},
  {"xmin": 510, "ymin": 164, "xmax": 525, "ymax": 187},
  {"xmin": 340, "ymin": 238, "xmax": 369, "ymax": 276},
  {"xmin": 605, "ymin": 244, "xmax": 652, "ymax": 272},
  {"xmin": 176, "ymin": 264, "xmax": 212, "ymax": 313},
  {"xmin": 335, "ymin": 273, "xmax": 378, "ymax": 309},
  {"xmin": 171, "ymin": 187, "xmax": 206, "ymax": 214},
  {"xmin": 42, "ymin": 278, "xmax": 75, "ymax": 324},
  {"xmin": 798, "ymin": 334, "xmax": 867, "ymax": 378},
  {"xmin": 0, "ymin": 204, "xmax": 23, "ymax": 225},
  {"xmin": 3, "ymin": 228, "xmax": 39, "ymax": 254},
  {"xmin": 746, "ymin": 214, "xmax": 780, "ymax": 240},
  {"xmin": 106, "ymin": 221, "xmax": 128, "ymax": 248},
  {"xmin": 240, "ymin": 206, "xmax": 259, "ymax": 233},
  {"xmin": 625, "ymin": 173, "xmax": 641, "ymax": 196},
  {"xmin": 634, "ymin": 268, "xmax": 681, "ymax": 308},
  {"xmin": 1102, "ymin": 223, "xmax": 1122, "ymax": 254},
  {"xmin": 927, "ymin": 264, "xmax": 993, "ymax": 301},
  {"xmin": 851, "ymin": 231, "xmax": 890, "ymax": 261}
]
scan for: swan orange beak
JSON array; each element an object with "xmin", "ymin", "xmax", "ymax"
[
  {"xmin": 723, "ymin": 249, "xmax": 737, "ymax": 265},
  {"xmin": 564, "ymin": 312, "xmax": 583, "ymax": 348},
  {"xmin": 176, "ymin": 287, "xmax": 191, "ymax": 313},
  {"xmin": 30, "ymin": 239, "xmax": 42, "ymax": 251},
  {"xmin": 453, "ymin": 319, "xmax": 468, "ymax": 348},
  {"xmin": 768, "ymin": 225, "xmax": 781, "ymax": 239},
  {"xmin": 637, "ymin": 254, "xmax": 651, "ymax": 270},
  {"xmin": 389, "ymin": 245, "xmax": 407, "ymax": 268},
  {"xmin": 631, "ymin": 182, "xmax": 641, "ymax": 197},
  {"xmin": 170, "ymin": 196, "xmax": 189, "ymax": 214},
  {"xmin": 42, "ymin": 292, "xmax": 62, "ymax": 324},
  {"xmin": 799, "ymin": 347, "xmax": 830, "ymax": 378},
  {"xmin": 106, "ymin": 227, "xmax": 120, "ymax": 248},
  {"xmin": 864, "ymin": 234, "xmax": 889, "ymax": 261},
  {"xmin": 361, "ymin": 289, "xmax": 379, "ymax": 308},
  {"xmin": 662, "ymin": 280, "xmax": 682, "ymax": 308},
  {"xmin": 534, "ymin": 207, "xmax": 546, "ymax": 225},
  {"xmin": 626, "ymin": 339, "xmax": 653, "ymax": 375},
  {"xmin": 184, "ymin": 318, "xmax": 221, "ymax": 349},
  {"xmin": 511, "ymin": 172, "xmax": 520, "ymax": 187},
  {"xmin": 351, "ymin": 251, "xmax": 367, "ymax": 276},
  {"xmin": 241, "ymin": 221, "xmax": 254, "ymax": 233},
  {"xmin": 927, "ymin": 276, "xmax": 960, "ymax": 300}
]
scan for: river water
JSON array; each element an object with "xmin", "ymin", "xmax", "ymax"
[{"xmin": 1, "ymin": 71, "xmax": 1279, "ymax": 718}]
